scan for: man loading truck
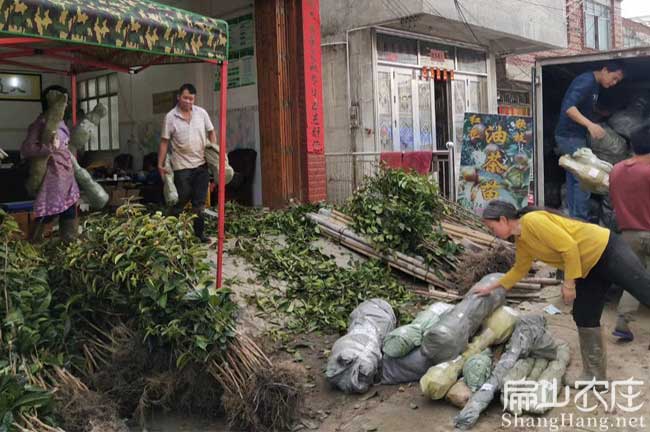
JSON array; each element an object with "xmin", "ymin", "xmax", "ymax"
[{"xmin": 554, "ymin": 62, "xmax": 624, "ymax": 220}]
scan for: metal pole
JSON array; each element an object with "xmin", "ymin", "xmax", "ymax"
[
  {"xmin": 71, "ymin": 73, "xmax": 77, "ymax": 126},
  {"xmin": 216, "ymin": 61, "xmax": 228, "ymax": 290}
]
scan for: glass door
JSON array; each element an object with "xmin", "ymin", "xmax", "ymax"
[{"xmin": 377, "ymin": 66, "xmax": 438, "ymax": 152}]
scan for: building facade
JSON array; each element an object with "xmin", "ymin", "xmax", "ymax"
[
  {"xmin": 499, "ymin": 0, "xmax": 650, "ymax": 115},
  {"xmin": 320, "ymin": 0, "xmax": 567, "ymax": 202}
]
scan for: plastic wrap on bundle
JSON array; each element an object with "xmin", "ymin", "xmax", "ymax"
[
  {"xmin": 420, "ymin": 355, "xmax": 465, "ymax": 400},
  {"xmin": 72, "ymin": 156, "xmax": 108, "ymax": 209},
  {"xmin": 205, "ymin": 143, "xmax": 234, "ymax": 184},
  {"xmin": 559, "ymin": 148, "xmax": 611, "ymax": 195},
  {"xmin": 608, "ymin": 93, "xmax": 650, "ymax": 139},
  {"xmin": 383, "ymin": 302, "xmax": 453, "ymax": 358},
  {"xmin": 453, "ymin": 315, "xmax": 559, "ymax": 430},
  {"xmin": 162, "ymin": 155, "xmax": 178, "ymax": 206},
  {"xmin": 522, "ymin": 340, "xmax": 571, "ymax": 415},
  {"xmin": 588, "ymin": 124, "xmax": 630, "ymax": 165},
  {"xmin": 381, "ymin": 347, "xmax": 433, "ymax": 385},
  {"xmin": 325, "ymin": 299, "xmax": 396, "ymax": 394},
  {"xmin": 421, "ymin": 273, "xmax": 506, "ymax": 363},
  {"xmin": 463, "ymin": 349, "xmax": 493, "ymax": 392}
]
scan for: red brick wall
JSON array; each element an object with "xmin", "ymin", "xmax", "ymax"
[{"xmin": 502, "ymin": 0, "xmax": 624, "ymax": 83}]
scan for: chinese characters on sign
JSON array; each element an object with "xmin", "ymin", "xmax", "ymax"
[
  {"xmin": 302, "ymin": 0, "xmax": 324, "ymax": 154},
  {"xmin": 457, "ymin": 113, "xmax": 533, "ymax": 216}
]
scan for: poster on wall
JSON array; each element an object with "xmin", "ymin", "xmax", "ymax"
[
  {"xmin": 457, "ymin": 112, "xmax": 533, "ymax": 216},
  {"xmin": 0, "ymin": 72, "xmax": 41, "ymax": 101}
]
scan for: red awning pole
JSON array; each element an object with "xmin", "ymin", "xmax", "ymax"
[
  {"xmin": 71, "ymin": 73, "xmax": 77, "ymax": 126},
  {"xmin": 216, "ymin": 60, "xmax": 228, "ymax": 289}
]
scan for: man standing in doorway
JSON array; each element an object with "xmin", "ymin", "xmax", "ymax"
[
  {"xmin": 158, "ymin": 83, "xmax": 215, "ymax": 243},
  {"xmin": 554, "ymin": 62, "xmax": 624, "ymax": 220}
]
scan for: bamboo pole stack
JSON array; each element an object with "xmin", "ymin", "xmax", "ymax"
[{"xmin": 308, "ymin": 209, "xmax": 559, "ymax": 303}]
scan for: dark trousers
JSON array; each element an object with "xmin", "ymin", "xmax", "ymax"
[
  {"xmin": 573, "ymin": 233, "xmax": 650, "ymax": 327},
  {"xmin": 170, "ymin": 164, "xmax": 209, "ymax": 237}
]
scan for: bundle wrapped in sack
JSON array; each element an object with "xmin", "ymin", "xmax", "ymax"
[
  {"xmin": 588, "ymin": 123, "xmax": 630, "ymax": 165},
  {"xmin": 71, "ymin": 156, "xmax": 108, "ymax": 209},
  {"xmin": 420, "ymin": 355, "xmax": 464, "ymax": 400},
  {"xmin": 418, "ymin": 306, "xmax": 518, "ymax": 397},
  {"xmin": 205, "ymin": 142, "xmax": 234, "ymax": 184},
  {"xmin": 325, "ymin": 299, "xmax": 396, "ymax": 394},
  {"xmin": 608, "ymin": 93, "xmax": 650, "ymax": 139},
  {"xmin": 528, "ymin": 357, "xmax": 550, "ymax": 381},
  {"xmin": 559, "ymin": 148, "xmax": 612, "ymax": 195},
  {"xmin": 463, "ymin": 349, "xmax": 493, "ymax": 392},
  {"xmin": 162, "ymin": 155, "xmax": 178, "ymax": 206},
  {"xmin": 421, "ymin": 273, "xmax": 506, "ymax": 363},
  {"xmin": 383, "ymin": 302, "xmax": 453, "ymax": 358},
  {"xmin": 26, "ymin": 90, "xmax": 68, "ymax": 197},
  {"xmin": 500, "ymin": 357, "xmax": 535, "ymax": 415},
  {"xmin": 454, "ymin": 315, "xmax": 559, "ymax": 430},
  {"xmin": 384, "ymin": 305, "xmax": 517, "ymax": 386},
  {"xmin": 69, "ymin": 103, "xmax": 107, "ymax": 154}
]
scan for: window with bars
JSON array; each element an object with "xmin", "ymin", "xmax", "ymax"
[
  {"xmin": 584, "ymin": 0, "xmax": 611, "ymax": 51},
  {"xmin": 77, "ymin": 74, "xmax": 119, "ymax": 151}
]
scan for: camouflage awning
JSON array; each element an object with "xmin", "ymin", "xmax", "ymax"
[{"xmin": 0, "ymin": 0, "xmax": 228, "ymax": 63}]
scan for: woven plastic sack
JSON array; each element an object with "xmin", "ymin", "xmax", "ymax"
[
  {"xmin": 454, "ymin": 315, "xmax": 559, "ymax": 430},
  {"xmin": 421, "ymin": 273, "xmax": 506, "ymax": 363},
  {"xmin": 162, "ymin": 155, "xmax": 178, "ymax": 206},
  {"xmin": 72, "ymin": 156, "xmax": 108, "ymax": 209},
  {"xmin": 463, "ymin": 349, "xmax": 493, "ymax": 392},
  {"xmin": 205, "ymin": 143, "xmax": 234, "ymax": 184},
  {"xmin": 559, "ymin": 151, "xmax": 610, "ymax": 195},
  {"xmin": 608, "ymin": 94, "xmax": 650, "ymax": 139},
  {"xmin": 326, "ymin": 299, "xmax": 396, "ymax": 394},
  {"xmin": 525, "ymin": 340, "xmax": 571, "ymax": 414},
  {"xmin": 528, "ymin": 357, "xmax": 550, "ymax": 382},
  {"xmin": 500, "ymin": 357, "xmax": 535, "ymax": 415},
  {"xmin": 588, "ymin": 124, "xmax": 630, "ymax": 165},
  {"xmin": 420, "ymin": 355, "xmax": 464, "ymax": 400},
  {"xmin": 446, "ymin": 379, "xmax": 472, "ymax": 408},
  {"xmin": 25, "ymin": 157, "xmax": 49, "ymax": 198},
  {"xmin": 383, "ymin": 302, "xmax": 453, "ymax": 358},
  {"xmin": 41, "ymin": 91, "xmax": 67, "ymax": 147},
  {"xmin": 69, "ymin": 103, "xmax": 107, "ymax": 154},
  {"xmin": 381, "ymin": 347, "xmax": 432, "ymax": 385}
]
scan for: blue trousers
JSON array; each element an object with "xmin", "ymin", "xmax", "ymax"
[{"xmin": 555, "ymin": 135, "xmax": 591, "ymax": 221}]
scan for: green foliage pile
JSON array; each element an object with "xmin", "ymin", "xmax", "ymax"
[
  {"xmin": 343, "ymin": 168, "xmax": 462, "ymax": 270},
  {"xmin": 224, "ymin": 204, "xmax": 415, "ymax": 334}
]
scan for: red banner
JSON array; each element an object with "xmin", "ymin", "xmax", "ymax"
[{"xmin": 302, "ymin": 0, "xmax": 325, "ymax": 154}]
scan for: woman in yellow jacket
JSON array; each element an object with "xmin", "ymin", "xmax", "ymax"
[{"xmin": 474, "ymin": 200, "xmax": 650, "ymax": 385}]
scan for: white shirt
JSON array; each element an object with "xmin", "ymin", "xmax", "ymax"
[{"xmin": 161, "ymin": 105, "xmax": 214, "ymax": 170}]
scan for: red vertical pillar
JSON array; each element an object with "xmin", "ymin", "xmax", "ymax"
[
  {"xmin": 300, "ymin": 0, "xmax": 326, "ymax": 202},
  {"xmin": 216, "ymin": 61, "xmax": 228, "ymax": 290}
]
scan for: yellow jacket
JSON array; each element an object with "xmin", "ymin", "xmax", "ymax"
[{"xmin": 499, "ymin": 211, "xmax": 610, "ymax": 289}]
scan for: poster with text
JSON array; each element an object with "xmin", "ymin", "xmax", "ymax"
[{"xmin": 457, "ymin": 113, "xmax": 533, "ymax": 216}]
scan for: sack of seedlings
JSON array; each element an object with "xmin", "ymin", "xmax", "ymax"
[
  {"xmin": 205, "ymin": 143, "xmax": 235, "ymax": 184},
  {"xmin": 588, "ymin": 124, "xmax": 630, "ymax": 165},
  {"xmin": 463, "ymin": 349, "xmax": 493, "ymax": 392},
  {"xmin": 162, "ymin": 155, "xmax": 178, "ymax": 206},
  {"xmin": 421, "ymin": 273, "xmax": 506, "ymax": 363},
  {"xmin": 383, "ymin": 302, "xmax": 453, "ymax": 358},
  {"xmin": 72, "ymin": 156, "xmax": 108, "ymax": 209},
  {"xmin": 381, "ymin": 348, "xmax": 432, "ymax": 384},
  {"xmin": 559, "ymin": 148, "xmax": 612, "ymax": 195},
  {"xmin": 608, "ymin": 93, "xmax": 650, "ymax": 139},
  {"xmin": 325, "ymin": 299, "xmax": 396, "ymax": 394},
  {"xmin": 420, "ymin": 355, "xmax": 464, "ymax": 400}
]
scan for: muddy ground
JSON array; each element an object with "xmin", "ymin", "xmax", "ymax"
[{"xmin": 138, "ymin": 238, "xmax": 650, "ymax": 432}]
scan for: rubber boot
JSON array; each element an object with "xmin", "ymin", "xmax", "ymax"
[
  {"xmin": 59, "ymin": 217, "xmax": 78, "ymax": 243},
  {"xmin": 571, "ymin": 327, "xmax": 608, "ymax": 391},
  {"xmin": 193, "ymin": 215, "xmax": 209, "ymax": 243}
]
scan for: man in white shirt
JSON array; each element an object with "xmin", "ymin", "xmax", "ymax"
[{"xmin": 158, "ymin": 83, "xmax": 216, "ymax": 242}]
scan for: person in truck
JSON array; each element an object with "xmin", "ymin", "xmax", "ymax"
[{"xmin": 554, "ymin": 61, "xmax": 624, "ymax": 220}]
